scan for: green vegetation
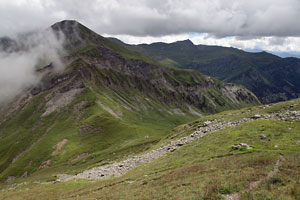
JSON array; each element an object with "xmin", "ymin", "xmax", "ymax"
[
  {"xmin": 1, "ymin": 98, "xmax": 299, "ymax": 200},
  {"xmin": 116, "ymin": 39, "xmax": 300, "ymax": 103},
  {"xmin": 0, "ymin": 20, "xmax": 272, "ymax": 200},
  {"xmin": 0, "ymin": 83, "xmax": 198, "ymax": 182}
]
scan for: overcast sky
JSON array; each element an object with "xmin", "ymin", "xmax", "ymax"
[{"xmin": 1, "ymin": 0, "xmax": 300, "ymax": 55}]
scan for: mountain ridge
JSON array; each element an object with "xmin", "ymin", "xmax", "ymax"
[
  {"xmin": 110, "ymin": 37, "xmax": 300, "ymax": 103},
  {"xmin": 0, "ymin": 20, "xmax": 259, "ymax": 183}
]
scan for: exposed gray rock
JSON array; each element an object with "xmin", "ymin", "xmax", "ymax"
[
  {"xmin": 232, "ymin": 144, "xmax": 241, "ymax": 150},
  {"xmin": 198, "ymin": 120, "xmax": 212, "ymax": 128},
  {"xmin": 232, "ymin": 143, "xmax": 252, "ymax": 150},
  {"xmin": 251, "ymin": 114, "xmax": 262, "ymax": 119},
  {"xmin": 259, "ymin": 134, "xmax": 267, "ymax": 139},
  {"xmin": 203, "ymin": 121, "xmax": 212, "ymax": 126},
  {"xmin": 240, "ymin": 143, "xmax": 252, "ymax": 150}
]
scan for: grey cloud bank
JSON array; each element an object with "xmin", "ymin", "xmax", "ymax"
[{"xmin": 0, "ymin": 0, "xmax": 300, "ymax": 38}]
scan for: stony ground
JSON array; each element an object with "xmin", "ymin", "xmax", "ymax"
[{"xmin": 57, "ymin": 109, "xmax": 300, "ymax": 182}]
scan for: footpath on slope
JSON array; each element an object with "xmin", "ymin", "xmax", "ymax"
[
  {"xmin": 57, "ymin": 109, "xmax": 300, "ymax": 182},
  {"xmin": 223, "ymin": 155, "xmax": 285, "ymax": 200}
]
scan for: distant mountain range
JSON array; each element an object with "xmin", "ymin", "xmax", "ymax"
[{"xmin": 110, "ymin": 38, "xmax": 300, "ymax": 103}]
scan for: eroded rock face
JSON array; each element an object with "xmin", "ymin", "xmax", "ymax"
[
  {"xmin": 19, "ymin": 20, "xmax": 260, "ymax": 119},
  {"xmin": 42, "ymin": 88, "xmax": 83, "ymax": 117},
  {"xmin": 31, "ymin": 73, "xmax": 73, "ymax": 96}
]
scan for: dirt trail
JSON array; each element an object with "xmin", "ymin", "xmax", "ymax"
[
  {"xmin": 57, "ymin": 110, "xmax": 299, "ymax": 182},
  {"xmin": 224, "ymin": 155, "xmax": 285, "ymax": 200}
]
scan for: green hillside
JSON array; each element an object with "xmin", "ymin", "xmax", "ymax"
[
  {"xmin": 1, "ymin": 97, "xmax": 299, "ymax": 200},
  {"xmin": 0, "ymin": 20, "xmax": 259, "ymax": 187},
  {"xmin": 112, "ymin": 38, "xmax": 300, "ymax": 103}
]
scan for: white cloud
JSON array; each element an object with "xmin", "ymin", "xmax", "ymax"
[
  {"xmin": 0, "ymin": 29, "xmax": 65, "ymax": 104},
  {"xmin": 1, "ymin": 0, "xmax": 300, "ymax": 57}
]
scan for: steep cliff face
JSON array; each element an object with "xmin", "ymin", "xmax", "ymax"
[{"xmin": 0, "ymin": 20, "xmax": 259, "ymax": 182}]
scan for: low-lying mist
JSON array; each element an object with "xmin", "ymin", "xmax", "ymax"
[{"xmin": 0, "ymin": 28, "xmax": 65, "ymax": 105}]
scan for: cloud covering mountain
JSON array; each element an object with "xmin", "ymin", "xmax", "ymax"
[{"xmin": 0, "ymin": 29, "xmax": 64, "ymax": 104}]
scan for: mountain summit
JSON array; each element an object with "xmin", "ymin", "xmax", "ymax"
[{"xmin": 0, "ymin": 20, "xmax": 259, "ymax": 183}]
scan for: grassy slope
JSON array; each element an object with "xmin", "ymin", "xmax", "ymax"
[
  {"xmin": 0, "ymin": 21, "xmax": 260, "ymax": 185},
  {"xmin": 1, "ymin": 98, "xmax": 299, "ymax": 200},
  {"xmin": 0, "ymin": 56, "xmax": 256, "ymax": 184},
  {"xmin": 0, "ymin": 82, "xmax": 199, "ymax": 182}
]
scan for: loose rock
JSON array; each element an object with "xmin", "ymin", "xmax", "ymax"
[
  {"xmin": 232, "ymin": 143, "xmax": 252, "ymax": 150},
  {"xmin": 259, "ymin": 134, "xmax": 267, "ymax": 139},
  {"xmin": 232, "ymin": 144, "xmax": 241, "ymax": 150},
  {"xmin": 251, "ymin": 114, "xmax": 262, "ymax": 119},
  {"xmin": 240, "ymin": 143, "xmax": 253, "ymax": 150}
]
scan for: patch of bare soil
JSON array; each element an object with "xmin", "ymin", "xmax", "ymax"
[
  {"xmin": 52, "ymin": 139, "xmax": 68, "ymax": 156},
  {"xmin": 39, "ymin": 159, "xmax": 51, "ymax": 169}
]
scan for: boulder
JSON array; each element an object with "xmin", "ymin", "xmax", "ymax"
[
  {"xmin": 198, "ymin": 121, "xmax": 212, "ymax": 128},
  {"xmin": 259, "ymin": 134, "xmax": 267, "ymax": 139},
  {"xmin": 232, "ymin": 143, "xmax": 252, "ymax": 150},
  {"xmin": 204, "ymin": 121, "xmax": 212, "ymax": 126},
  {"xmin": 251, "ymin": 114, "xmax": 262, "ymax": 119},
  {"xmin": 231, "ymin": 144, "xmax": 241, "ymax": 150},
  {"xmin": 239, "ymin": 143, "xmax": 253, "ymax": 150}
]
